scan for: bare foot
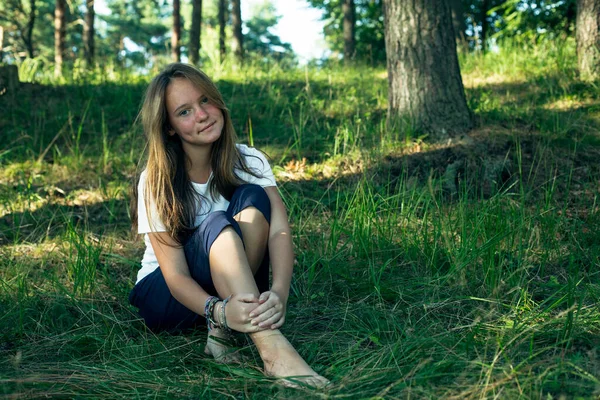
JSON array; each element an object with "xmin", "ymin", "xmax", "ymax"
[
  {"xmin": 204, "ymin": 328, "xmax": 242, "ymax": 364},
  {"xmin": 252, "ymin": 331, "xmax": 330, "ymax": 389}
]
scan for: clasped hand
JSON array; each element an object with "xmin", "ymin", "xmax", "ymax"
[{"xmin": 224, "ymin": 291, "xmax": 286, "ymax": 333}]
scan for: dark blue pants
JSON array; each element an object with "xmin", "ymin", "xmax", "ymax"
[{"xmin": 129, "ymin": 184, "xmax": 272, "ymax": 332}]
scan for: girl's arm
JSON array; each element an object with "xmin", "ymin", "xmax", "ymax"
[
  {"xmin": 148, "ymin": 232, "xmax": 260, "ymax": 332},
  {"xmin": 248, "ymin": 186, "xmax": 294, "ymax": 329}
]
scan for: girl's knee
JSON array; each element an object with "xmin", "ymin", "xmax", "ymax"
[
  {"xmin": 229, "ymin": 184, "xmax": 271, "ymax": 223},
  {"xmin": 185, "ymin": 211, "xmax": 243, "ymax": 267}
]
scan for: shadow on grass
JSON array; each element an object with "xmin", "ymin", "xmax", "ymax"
[
  {"xmin": 1, "ymin": 75, "xmax": 387, "ymax": 164},
  {"xmin": 467, "ymin": 73, "xmax": 600, "ymax": 139},
  {"xmin": 0, "ymin": 197, "xmax": 131, "ymax": 246}
]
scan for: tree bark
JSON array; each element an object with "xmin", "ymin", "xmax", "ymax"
[
  {"xmin": 84, "ymin": 0, "xmax": 95, "ymax": 66},
  {"xmin": 25, "ymin": 0, "xmax": 36, "ymax": 58},
  {"xmin": 231, "ymin": 0, "xmax": 244, "ymax": 64},
  {"xmin": 189, "ymin": 0, "xmax": 202, "ymax": 65},
  {"xmin": 172, "ymin": 0, "xmax": 181, "ymax": 62},
  {"xmin": 218, "ymin": 0, "xmax": 227, "ymax": 64},
  {"xmin": 480, "ymin": 0, "xmax": 489, "ymax": 53},
  {"xmin": 577, "ymin": 0, "xmax": 600, "ymax": 81},
  {"xmin": 54, "ymin": 0, "xmax": 65, "ymax": 77},
  {"xmin": 383, "ymin": 0, "xmax": 473, "ymax": 140},
  {"xmin": 342, "ymin": 0, "xmax": 355, "ymax": 61}
]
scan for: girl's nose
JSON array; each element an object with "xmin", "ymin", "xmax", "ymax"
[{"xmin": 196, "ymin": 106, "xmax": 208, "ymax": 121}]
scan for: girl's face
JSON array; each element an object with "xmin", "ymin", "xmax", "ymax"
[{"xmin": 165, "ymin": 78, "xmax": 224, "ymax": 150}]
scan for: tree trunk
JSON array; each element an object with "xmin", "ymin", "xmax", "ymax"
[
  {"xmin": 231, "ymin": 0, "xmax": 244, "ymax": 64},
  {"xmin": 84, "ymin": 0, "xmax": 95, "ymax": 66},
  {"xmin": 383, "ymin": 0, "xmax": 473, "ymax": 140},
  {"xmin": 480, "ymin": 0, "xmax": 489, "ymax": 53},
  {"xmin": 450, "ymin": 0, "xmax": 467, "ymax": 50},
  {"xmin": 577, "ymin": 0, "xmax": 600, "ymax": 81},
  {"xmin": 0, "ymin": 26, "xmax": 4, "ymax": 62},
  {"xmin": 54, "ymin": 0, "xmax": 65, "ymax": 77},
  {"xmin": 172, "ymin": 0, "xmax": 181, "ymax": 62},
  {"xmin": 189, "ymin": 0, "xmax": 202, "ymax": 65},
  {"xmin": 218, "ymin": 0, "xmax": 227, "ymax": 64},
  {"xmin": 342, "ymin": 0, "xmax": 355, "ymax": 61},
  {"xmin": 25, "ymin": 0, "xmax": 36, "ymax": 58}
]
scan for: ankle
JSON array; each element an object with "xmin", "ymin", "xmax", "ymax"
[{"xmin": 249, "ymin": 329, "xmax": 288, "ymax": 361}]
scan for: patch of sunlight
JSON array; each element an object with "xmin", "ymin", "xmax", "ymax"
[
  {"xmin": 463, "ymin": 73, "xmax": 526, "ymax": 89},
  {"xmin": 542, "ymin": 98, "xmax": 599, "ymax": 111},
  {"xmin": 64, "ymin": 189, "xmax": 105, "ymax": 207},
  {"xmin": 1, "ymin": 186, "xmax": 125, "ymax": 218},
  {"xmin": 0, "ymin": 161, "xmax": 71, "ymax": 186},
  {"xmin": 274, "ymin": 152, "xmax": 366, "ymax": 182},
  {"xmin": 4, "ymin": 241, "xmax": 61, "ymax": 260}
]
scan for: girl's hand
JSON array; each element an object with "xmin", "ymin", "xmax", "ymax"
[
  {"xmin": 248, "ymin": 290, "xmax": 287, "ymax": 330},
  {"xmin": 223, "ymin": 293, "xmax": 261, "ymax": 333}
]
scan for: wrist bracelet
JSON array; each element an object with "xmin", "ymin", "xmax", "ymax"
[
  {"xmin": 204, "ymin": 296, "xmax": 220, "ymax": 331},
  {"xmin": 221, "ymin": 295, "xmax": 232, "ymax": 332}
]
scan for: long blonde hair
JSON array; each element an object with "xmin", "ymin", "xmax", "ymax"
[{"xmin": 132, "ymin": 63, "xmax": 260, "ymax": 244}]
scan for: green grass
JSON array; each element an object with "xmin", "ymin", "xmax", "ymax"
[{"xmin": 1, "ymin": 39, "xmax": 600, "ymax": 398}]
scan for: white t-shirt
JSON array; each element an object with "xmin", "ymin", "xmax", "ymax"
[{"xmin": 135, "ymin": 144, "xmax": 277, "ymax": 284}]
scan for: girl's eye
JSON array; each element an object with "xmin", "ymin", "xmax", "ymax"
[
  {"xmin": 200, "ymin": 96, "xmax": 209, "ymax": 104},
  {"xmin": 179, "ymin": 109, "xmax": 190, "ymax": 116}
]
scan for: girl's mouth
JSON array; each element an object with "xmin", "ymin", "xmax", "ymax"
[{"xmin": 199, "ymin": 121, "xmax": 215, "ymax": 133}]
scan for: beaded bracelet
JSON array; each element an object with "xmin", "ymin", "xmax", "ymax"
[
  {"xmin": 204, "ymin": 296, "xmax": 220, "ymax": 331},
  {"xmin": 221, "ymin": 295, "xmax": 232, "ymax": 333}
]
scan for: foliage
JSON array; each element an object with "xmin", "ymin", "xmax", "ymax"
[
  {"xmin": 489, "ymin": 0, "xmax": 576, "ymax": 42},
  {"xmin": 100, "ymin": 0, "xmax": 170, "ymax": 67},
  {"xmin": 243, "ymin": 0, "xmax": 295, "ymax": 65},
  {"xmin": 462, "ymin": 0, "xmax": 577, "ymax": 50}
]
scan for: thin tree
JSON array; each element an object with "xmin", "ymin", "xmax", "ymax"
[
  {"xmin": 218, "ymin": 0, "xmax": 227, "ymax": 63},
  {"xmin": 231, "ymin": 0, "xmax": 243, "ymax": 64},
  {"xmin": 382, "ymin": 0, "xmax": 473, "ymax": 140},
  {"xmin": 189, "ymin": 0, "xmax": 202, "ymax": 65},
  {"xmin": 0, "ymin": 26, "xmax": 4, "ymax": 61},
  {"xmin": 172, "ymin": 0, "xmax": 181, "ymax": 62},
  {"xmin": 84, "ymin": 0, "xmax": 95, "ymax": 66},
  {"xmin": 342, "ymin": 0, "xmax": 355, "ymax": 61},
  {"xmin": 576, "ymin": 0, "xmax": 600, "ymax": 81},
  {"xmin": 54, "ymin": 0, "xmax": 65, "ymax": 77},
  {"xmin": 450, "ymin": 0, "xmax": 467, "ymax": 51},
  {"xmin": 25, "ymin": 0, "xmax": 36, "ymax": 58},
  {"xmin": 480, "ymin": 0, "xmax": 489, "ymax": 52}
]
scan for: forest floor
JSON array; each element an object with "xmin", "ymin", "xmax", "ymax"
[{"xmin": 2, "ymin": 40, "xmax": 600, "ymax": 399}]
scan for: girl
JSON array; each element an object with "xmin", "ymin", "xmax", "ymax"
[{"xmin": 129, "ymin": 63, "xmax": 328, "ymax": 388}]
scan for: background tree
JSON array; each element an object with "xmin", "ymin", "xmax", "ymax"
[
  {"xmin": 0, "ymin": 0, "xmax": 38, "ymax": 59},
  {"xmin": 54, "ymin": 0, "xmax": 65, "ymax": 77},
  {"xmin": 576, "ymin": 0, "xmax": 600, "ymax": 81},
  {"xmin": 308, "ymin": 0, "xmax": 385, "ymax": 64},
  {"xmin": 189, "ymin": 0, "xmax": 202, "ymax": 65},
  {"xmin": 383, "ymin": 0, "xmax": 473, "ymax": 140},
  {"xmin": 172, "ymin": 0, "xmax": 181, "ymax": 62},
  {"xmin": 450, "ymin": 0, "xmax": 467, "ymax": 48},
  {"xmin": 342, "ymin": 0, "xmax": 355, "ymax": 61},
  {"xmin": 218, "ymin": 0, "xmax": 227, "ymax": 63},
  {"xmin": 0, "ymin": 26, "xmax": 4, "ymax": 61},
  {"xmin": 480, "ymin": 0, "xmax": 490, "ymax": 52},
  {"xmin": 231, "ymin": 0, "xmax": 243, "ymax": 64},
  {"xmin": 83, "ymin": 0, "xmax": 95, "ymax": 66}
]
